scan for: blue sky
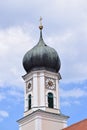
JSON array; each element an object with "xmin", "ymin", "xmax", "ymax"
[{"xmin": 0, "ymin": 0, "xmax": 87, "ymax": 129}]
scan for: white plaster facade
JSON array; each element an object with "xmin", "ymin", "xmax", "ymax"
[
  {"xmin": 17, "ymin": 70, "xmax": 69, "ymax": 130},
  {"xmin": 22, "ymin": 70, "xmax": 61, "ymax": 116}
]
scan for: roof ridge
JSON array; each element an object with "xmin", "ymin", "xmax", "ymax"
[{"xmin": 63, "ymin": 119, "xmax": 87, "ymax": 130}]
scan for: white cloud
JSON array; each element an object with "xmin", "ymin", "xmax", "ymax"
[
  {"xmin": 61, "ymin": 100, "xmax": 80, "ymax": 107},
  {"xmin": 0, "ymin": 87, "xmax": 23, "ymax": 104},
  {"xmin": 0, "ymin": 23, "xmax": 87, "ymax": 87},
  {"xmin": 61, "ymin": 101, "xmax": 71, "ymax": 107},
  {"xmin": 0, "ymin": 110, "xmax": 9, "ymax": 122},
  {"xmin": 46, "ymin": 26, "xmax": 87, "ymax": 82},
  {"xmin": 7, "ymin": 89, "xmax": 24, "ymax": 102},
  {"xmin": 60, "ymin": 88, "xmax": 87, "ymax": 98},
  {"xmin": 0, "ymin": 0, "xmax": 87, "ymax": 29},
  {"xmin": 73, "ymin": 100, "xmax": 80, "ymax": 105},
  {"xmin": 0, "ymin": 0, "xmax": 87, "ymax": 87},
  {"xmin": 0, "ymin": 94, "xmax": 5, "ymax": 101},
  {"xmin": 0, "ymin": 26, "xmax": 35, "ymax": 88},
  {"xmin": 0, "ymin": 110, "xmax": 9, "ymax": 117}
]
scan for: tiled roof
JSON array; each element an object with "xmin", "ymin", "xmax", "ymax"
[{"xmin": 63, "ymin": 119, "xmax": 87, "ymax": 130}]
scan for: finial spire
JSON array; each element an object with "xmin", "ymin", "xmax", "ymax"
[{"xmin": 39, "ymin": 16, "xmax": 43, "ymax": 30}]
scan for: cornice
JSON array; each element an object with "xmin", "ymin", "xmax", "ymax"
[{"xmin": 17, "ymin": 109, "xmax": 69, "ymax": 125}]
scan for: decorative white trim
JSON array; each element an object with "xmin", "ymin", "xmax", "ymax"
[
  {"xmin": 35, "ymin": 116, "xmax": 42, "ymax": 130},
  {"xmin": 56, "ymin": 79, "xmax": 60, "ymax": 109},
  {"xmin": 39, "ymin": 73, "xmax": 45, "ymax": 107},
  {"xmin": 33, "ymin": 73, "xmax": 38, "ymax": 107},
  {"xmin": 22, "ymin": 70, "xmax": 59, "ymax": 81}
]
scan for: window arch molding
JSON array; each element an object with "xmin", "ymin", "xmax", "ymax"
[
  {"xmin": 46, "ymin": 90, "xmax": 56, "ymax": 109},
  {"xmin": 46, "ymin": 90, "xmax": 55, "ymax": 96}
]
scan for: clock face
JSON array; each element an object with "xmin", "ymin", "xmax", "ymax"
[
  {"xmin": 45, "ymin": 77, "xmax": 56, "ymax": 90},
  {"xmin": 26, "ymin": 79, "xmax": 32, "ymax": 93},
  {"xmin": 28, "ymin": 82, "xmax": 32, "ymax": 89}
]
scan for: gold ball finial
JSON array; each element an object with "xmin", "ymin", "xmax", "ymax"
[{"xmin": 39, "ymin": 16, "xmax": 43, "ymax": 30}]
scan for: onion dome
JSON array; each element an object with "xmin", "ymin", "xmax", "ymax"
[{"xmin": 23, "ymin": 20, "xmax": 61, "ymax": 73}]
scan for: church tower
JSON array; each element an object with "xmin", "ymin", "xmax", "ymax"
[{"xmin": 17, "ymin": 20, "xmax": 69, "ymax": 130}]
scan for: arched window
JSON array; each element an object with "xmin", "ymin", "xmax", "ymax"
[
  {"xmin": 28, "ymin": 94, "xmax": 31, "ymax": 110},
  {"xmin": 48, "ymin": 92, "xmax": 54, "ymax": 108}
]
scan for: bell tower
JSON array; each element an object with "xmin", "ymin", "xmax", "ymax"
[{"xmin": 17, "ymin": 19, "xmax": 69, "ymax": 130}]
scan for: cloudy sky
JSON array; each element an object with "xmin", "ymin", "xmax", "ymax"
[{"xmin": 0, "ymin": 0, "xmax": 87, "ymax": 129}]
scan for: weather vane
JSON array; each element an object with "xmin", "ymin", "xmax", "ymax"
[{"xmin": 39, "ymin": 16, "xmax": 43, "ymax": 30}]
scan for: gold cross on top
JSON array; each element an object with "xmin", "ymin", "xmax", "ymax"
[
  {"xmin": 40, "ymin": 17, "xmax": 42, "ymax": 26},
  {"xmin": 39, "ymin": 17, "xmax": 43, "ymax": 30}
]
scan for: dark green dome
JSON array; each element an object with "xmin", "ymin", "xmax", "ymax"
[{"xmin": 23, "ymin": 28, "xmax": 61, "ymax": 73}]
